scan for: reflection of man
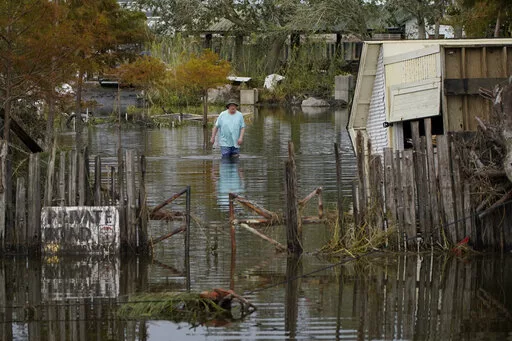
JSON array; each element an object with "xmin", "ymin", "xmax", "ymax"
[
  {"xmin": 210, "ymin": 100, "xmax": 246, "ymax": 158},
  {"xmin": 216, "ymin": 159, "xmax": 244, "ymax": 209}
]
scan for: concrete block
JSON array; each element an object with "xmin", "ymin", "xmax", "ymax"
[
  {"xmin": 335, "ymin": 74, "xmax": 354, "ymax": 102},
  {"xmin": 240, "ymin": 89, "xmax": 258, "ymax": 105}
]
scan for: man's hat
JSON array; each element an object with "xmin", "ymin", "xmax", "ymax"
[{"xmin": 226, "ymin": 99, "xmax": 239, "ymax": 108}]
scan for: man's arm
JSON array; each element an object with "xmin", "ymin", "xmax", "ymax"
[
  {"xmin": 211, "ymin": 126, "xmax": 218, "ymax": 144},
  {"xmin": 237, "ymin": 127, "xmax": 245, "ymax": 145}
]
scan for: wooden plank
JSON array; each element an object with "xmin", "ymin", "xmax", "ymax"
[
  {"xmin": 352, "ymin": 180, "xmax": 360, "ymax": 229},
  {"xmin": 369, "ymin": 155, "xmax": 384, "ymax": 232},
  {"xmin": 424, "ymin": 118, "xmax": 440, "ymax": 244},
  {"xmin": 403, "ymin": 150, "xmax": 416, "ymax": 248},
  {"xmin": 84, "ymin": 147, "xmax": 91, "ymax": 205},
  {"xmin": 0, "ymin": 109, "xmax": 43, "ymax": 153},
  {"xmin": 451, "ymin": 138, "xmax": 464, "ymax": 242},
  {"xmin": 443, "ymin": 78, "xmax": 507, "ymax": 95},
  {"xmin": 138, "ymin": 155, "xmax": 148, "ymax": 253},
  {"xmin": 44, "ymin": 141, "xmax": 57, "ymax": 207},
  {"xmin": 0, "ymin": 141, "xmax": 6, "ymax": 249},
  {"xmin": 383, "ymin": 148, "xmax": 396, "ymax": 232},
  {"xmin": 334, "ymin": 143, "xmax": 344, "ymax": 238},
  {"xmin": 437, "ymin": 135, "xmax": 457, "ymax": 246},
  {"xmin": 411, "ymin": 121, "xmax": 426, "ymax": 238},
  {"xmin": 420, "ymin": 136, "xmax": 432, "ymax": 235},
  {"xmin": 125, "ymin": 149, "xmax": 137, "ymax": 249},
  {"xmin": 27, "ymin": 153, "xmax": 41, "ymax": 253},
  {"xmin": 78, "ymin": 151, "xmax": 85, "ymax": 206},
  {"xmin": 394, "ymin": 150, "xmax": 405, "ymax": 248},
  {"xmin": 285, "ymin": 142, "xmax": 301, "ymax": 254},
  {"xmin": 463, "ymin": 182, "xmax": 473, "ymax": 243},
  {"xmin": 94, "ymin": 156, "xmax": 102, "ymax": 206},
  {"xmin": 15, "ymin": 177, "xmax": 26, "ymax": 249},
  {"xmin": 117, "ymin": 148, "xmax": 126, "ymax": 250},
  {"xmin": 356, "ymin": 131, "xmax": 367, "ymax": 227},
  {"xmin": 68, "ymin": 150, "xmax": 77, "ymax": 206},
  {"xmin": 58, "ymin": 152, "xmax": 66, "ymax": 206}
]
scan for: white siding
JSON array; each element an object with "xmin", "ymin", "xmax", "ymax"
[{"xmin": 366, "ymin": 47, "xmax": 388, "ymax": 155}]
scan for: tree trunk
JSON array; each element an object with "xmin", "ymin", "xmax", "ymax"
[
  {"xmin": 434, "ymin": 19, "xmax": 440, "ymax": 39},
  {"xmin": 417, "ymin": 17, "xmax": 427, "ymax": 39},
  {"xmin": 266, "ymin": 35, "xmax": 287, "ymax": 74},
  {"xmin": 494, "ymin": 13, "xmax": 501, "ymax": 38},
  {"xmin": 45, "ymin": 95, "xmax": 55, "ymax": 149},
  {"xmin": 203, "ymin": 90, "xmax": 208, "ymax": 128},
  {"xmin": 75, "ymin": 69, "xmax": 84, "ymax": 152}
]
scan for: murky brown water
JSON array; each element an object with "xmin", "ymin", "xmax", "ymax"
[{"xmin": 1, "ymin": 107, "xmax": 511, "ymax": 340}]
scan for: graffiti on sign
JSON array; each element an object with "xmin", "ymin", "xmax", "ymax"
[{"xmin": 41, "ymin": 206, "xmax": 120, "ymax": 254}]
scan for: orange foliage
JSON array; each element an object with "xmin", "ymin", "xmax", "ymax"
[
  {"xmin": 116, "ymin": 56, "xmax": 167, "ymax": 89},
  {"xmin": 172, "ymin": 50, "xmax": 231, "ymax": 94}
]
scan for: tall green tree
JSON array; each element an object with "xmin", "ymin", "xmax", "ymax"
[{"xmin": 447, "ymin": 0, "xmax": 512, "ymax": 37}]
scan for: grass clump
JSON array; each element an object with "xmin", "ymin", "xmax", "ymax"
[{"xmin": 117, "ymin": 292, "xmax": 228, "ymax": 323}]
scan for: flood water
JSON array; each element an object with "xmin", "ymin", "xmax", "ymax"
[{"xmin": 2, "ymin": 107, "xmax": 512, "ymax": 340}]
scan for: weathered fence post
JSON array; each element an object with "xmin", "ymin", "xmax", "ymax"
[
  {"xmin": 118, "ymin": 148, "xmax": 126, "ymax": 250},
  {"xmin": 94, "ymin": 155, "xmax": 102, "ymax": 206},
  {"xmin": 411, "ymin": 121, "xmax": 427, "ymax": 241},
  {"xmin": 424, "ymin": 118, "xmax": 440, "ymax": 244},
  {"xmin": 185, "ymin": 185, "xmax": 191, "ymax": 292},
  {"xmin": 285, "ymin": 141, "xmax": 302, "ymax": 254},
  {"xmin": 15, "ymin": 178, "xmax": 26, "ymax": 251},
  {"xmin": 68, "ymin": 150, "xmax": 77, "ymax": 206},
  {"xmin": 138, "ymin": 155, "xmax": 148, "ymax": 253},
  {"xmin": 394, "ymin": 150, "xmax": 405, "ymax": 250},
  {"xmin": 437, "ymin": 135, "xmax": 456, "ymax": 246},
  {"xmin": 356, "ymin": 131, "xmax": 367, "ymax": 227},
  {"xmin": 28, "ymin": 153, "xmax": 41, "ymax": 254},
  {"xmin": 0, "ymin": 141, "xmax": 6, "ymax": 250},
  {"xmin": 370, "ymin": 155, "xmax": 384, "ymax": 232},
  {"xmin": 58, "ymin": 152, "xmax": 66, "ymax": 206},
  {"xmin": 44, "ymin": 141, "xmax": 57, "ymax": 207},
  {"xmin": 125, "ymin": 150, "xmax": 137, "ymax": 250},
  {"xmin": 383, "ymin": 148, "xmax": 396, "ymax": 237},
  {"xmin": 403, "ymin": 150, "xmax": 416, "ymax": 249},
  {"xmin": 451, "ymin": 137, "xmax": 464, "ymax": 242},
  {"xmin": 334, "ymin": 143, "xmax": 344, "ymax": 241}
]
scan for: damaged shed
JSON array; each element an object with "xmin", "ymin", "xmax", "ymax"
[{"xmin": 348, "ymin": 39, "xmax": 512, "ymax": 154}]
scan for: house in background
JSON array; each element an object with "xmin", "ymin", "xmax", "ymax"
[{"xmin": 348, "ymin": 39, "xmax": 512, "ymax": 155}]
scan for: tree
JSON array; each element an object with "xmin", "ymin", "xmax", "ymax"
[
  {"xmin": 115, "ymin": 56, "xmax": 168, "ymax": 118},
  {"xmin": 65, "ymin": 0, "xmax": 147, "ymax": 151},
  {"xmin": 173, "ymin": 50, "xmax": 231, "ymax": 127},
  {"xmin": 447, "ymin": 0, "xmax": 512, "ymax": 37}
]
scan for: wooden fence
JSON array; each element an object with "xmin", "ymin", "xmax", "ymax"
[
  {"xmin": 5, "ymin": 147, "xmax": 149, "ymax": 255},
  {"xmin": 354, "ymin": 120, "xmax": 512, "ymax": 251}
]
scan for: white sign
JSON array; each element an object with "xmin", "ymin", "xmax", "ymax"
[{"xmin": 41, "ymin": 206, "xmax": 120, "ymax": 254}]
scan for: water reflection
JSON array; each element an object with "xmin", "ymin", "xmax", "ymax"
[
  {"xmin": 215, "ymin": 158, "xmax": 245, "ymax": 210},
  {"xmin": 0, "ymin": 254, "xmax": 511, "ymax": 340}
]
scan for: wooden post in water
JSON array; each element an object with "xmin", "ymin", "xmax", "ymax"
[
  {"xmin": 334, "ymin": 143, "xmax": 344, "ymax": 241},
  {"xmin": 68, "ymin": 150, "xmax": 77, "ymax": 206},
  {"xmin": 383, "ymin": 148, "xmax": 396, "ymax": 236},
  {"xmin": 118, "ymin": 148, "xmax": 126, "ymax": 250},
  {"xmin": 451, "ymin": 137, "xmax": 463, "ymax": 242},
  {"xmin": 285, "ymin": 141, "xmax": 302, "ymax": 254},
  {"xmin": 437, "ymin": 135, "xmax": 456, "ymax": 246},
  {"xmin": 394, "ymin": 150, "xmax": 405, "ymax": 249},
  {"xmin": 125, "ymin": 150, "xmax": 137, "ymax": 249},
  {"xmin": 78, "ymin": 149, "xmax": 86, "ymax": 206},
  {"xmin": 138, "ymin": 155, "xmax": 148, "ymax": 253},
  {"xmin": 411, "ymin": 121, "xmax": 427, "ymax": 242},
  {"xmin": 44, "ymin": 141, "xmax": 57, "ymax": 207},
  {"xmin": 15, "ymin": 178, "xmax": 26, "ymax": 251},
  {"xmin": 403, "ymin": 150, "xmax": 416, "ymax": 249},
  {"xmin": 27, "ymin": 153, "xmax": 41, "ymax": 254},
  {"xmin": 185, "ymin": 185, "xmax": 191, "ymax": 292},
  {"xmin": 356, "ymin": 131, "xmax": 367, "ymax": 227},
  {"xmin": 424, "ymin": 118, "xmax": 440, "ymax": 244},
  {"xmin": 0, "ymin": 141, "xmax": 6, "ymax": 250},
  {"xmin": 58, "ymin": 152, "xmax": 66, "ymax": 206},
  {"xmin": 370, "ymin": 155, "xmax": 384, "ymax": 232},
  {"xmin": 94, "ymin": 155, "xmax": 102, "ymax": 206}
]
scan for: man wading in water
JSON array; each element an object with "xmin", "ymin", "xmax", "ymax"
[{"xmin": 210, "ymin": 100, "xmax": 246, "ymax": 159}]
